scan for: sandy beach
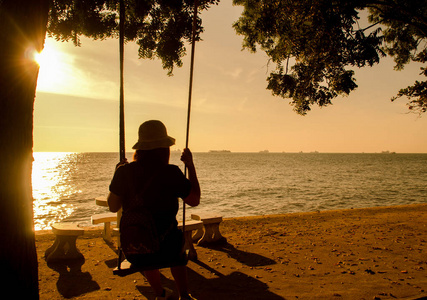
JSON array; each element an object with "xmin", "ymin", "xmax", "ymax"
[{"xmin": 37, "ymin": 204, "xmax": 427, "ymax": 299}]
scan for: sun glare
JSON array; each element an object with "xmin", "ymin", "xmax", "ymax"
[
  {"xmin": 35, "ymin": 41, "xmax": 72, "ymax": 93},
  {"xmin": 34, "ymin": 49, "xmax": 49, "ymax": 67},
  {"xmin": 35, "ymin": 43, "xmax": 61, "ymax": 69}
]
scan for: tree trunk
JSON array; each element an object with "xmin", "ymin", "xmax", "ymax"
[{"xmin": 0, "ymin": 0, "xmax": 49, "ymax": 298}]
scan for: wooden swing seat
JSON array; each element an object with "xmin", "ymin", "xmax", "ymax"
[{"xmin": 113, "ymin": 220, "xmax": 203, "ymax": 276}]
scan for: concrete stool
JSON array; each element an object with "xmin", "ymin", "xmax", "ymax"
[
  {"xmin": 45, "ymin": 223, "xmax": 84, "ymax": 263},
  {"xmin": 178, "ymin": 220, "xmax": 203, "ymax": 260},
  {"xmin": 191, "ymin": 214, "xmax": 227, "ymax": 246},
  {"xmin": 91, "ymin": 213, "xmax": 117, "ymax": 243}
]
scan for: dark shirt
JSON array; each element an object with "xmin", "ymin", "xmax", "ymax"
[{"xmin": 109, "ymin": 161, "xmax": 191, "ymax": 235}]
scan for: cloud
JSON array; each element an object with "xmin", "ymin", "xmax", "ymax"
[{"xmin": 227, "ymin": 67, "xmax": 243, "ymax": 79}]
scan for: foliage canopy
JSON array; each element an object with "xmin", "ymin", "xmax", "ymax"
[
  {"xmin": 233, "ymin": 0, "xmax": 427, "ymax": 114},
  {"xmin": 47, "ymin": 0, "xmax": 219, "ymax": 75}
]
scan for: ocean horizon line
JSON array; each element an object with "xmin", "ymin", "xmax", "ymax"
[{"xmin": 32, "ymin": 151, "xmax": 427, "ymax": 154}]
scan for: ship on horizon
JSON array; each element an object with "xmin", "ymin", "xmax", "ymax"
[{"xmin": 209, "ymin": 150, "xmax": 231, "ymax": 153}]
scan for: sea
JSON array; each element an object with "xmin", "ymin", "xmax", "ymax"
[{"xmin": 32, "ymin": 152, "xmax": 427, "ymax": 231}]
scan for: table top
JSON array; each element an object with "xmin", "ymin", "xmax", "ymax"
[
  {"xmin": 95, "ymin": 196, "xmax": 108, "ymax": 207},
  {"xmin": 52, "ymin": 223, "xmax": 84, "ymax": 235}
]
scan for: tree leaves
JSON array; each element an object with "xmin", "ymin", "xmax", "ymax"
[
  {"xmin": 233, "ymin": 0, "xmax": 427, "ymax": 114},
  {"xmin": 47, "ymin": 0, "xmax": 219, "ymax": 75}
]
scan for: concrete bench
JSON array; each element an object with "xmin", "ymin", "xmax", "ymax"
[
  {"xmin": 91, "ymin": 213, "xmax": 117, "ymax": 243},
  {"xmin": 191, "ymin": 214, "xmax": 227, "ymax": 246},
  {"xmin": 178, "ymin": 220, "xmax": 203, "ymax": 260},
  {"xmin": 45, "ymin": 223, "xmax": 84, "ymax": 263}
]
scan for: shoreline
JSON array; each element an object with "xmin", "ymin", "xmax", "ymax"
[
  {"xmin": 34, "ymin": 203, "xmax": 427, "ymax": 233},
  {"xmin": 37, "ymin": 203, "xmax": 427, "ymax": 299}
]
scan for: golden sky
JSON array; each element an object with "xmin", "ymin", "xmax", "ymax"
[{"xmin": 34, "ymin": 0, "xmax": 427, "ymax": 153}]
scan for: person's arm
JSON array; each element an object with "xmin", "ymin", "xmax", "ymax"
[
  {"xmin": 180, "ymin": 148, "xmax": 200, "ymax": 207},
  {"xmin": 107, "ymin": 158, "xmax": 128, "ymax": 212},
  {"xmin": 107, "ymin": 192, "xmax": 122, "ymax": 212}
]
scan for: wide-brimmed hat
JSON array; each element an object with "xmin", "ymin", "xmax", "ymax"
[{"xmin": 132, "ymin": 120, "xmax": 175, "ymax": 150}]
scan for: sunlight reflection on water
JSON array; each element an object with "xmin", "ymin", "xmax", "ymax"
[{"xmin": 32, "ymin": 152, "xmax": 78, "ymax": 230}]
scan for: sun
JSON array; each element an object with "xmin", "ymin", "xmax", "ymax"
[
  {"xmin": 34, "ymin": 42, "xmax": 61, "ymax": 70},
  {"xmin": 34, "ymin": 47, "xmax": 52, "ymax": 67},
  {"xmin": 34, "ymin": 40, "xmax": 70, "ymax": 93}
]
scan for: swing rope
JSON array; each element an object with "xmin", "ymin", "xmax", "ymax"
[
  {"xmin": 116, "ymin": 0, "xmax": 126, "ymax": 270},
  {"xmin": 182, "ymin": 0, "xmax": 199, "ymax": 240},
  {"xmin": 119, "ymin": 0, "xmax": 126, "ymax": 162}
]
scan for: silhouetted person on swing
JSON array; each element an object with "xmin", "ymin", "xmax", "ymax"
[{"xmin": 108, "ymin": 120, "xmax": 200, "ymax": 300}]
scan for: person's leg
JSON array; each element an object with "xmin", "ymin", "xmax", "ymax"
[
  {"xmin": 170, "ymin": 265, "xmax": 189, "ymax": 297},
  {"xmin": 144, "ymin": 269, "xmax": 164, "ymax": 297}
]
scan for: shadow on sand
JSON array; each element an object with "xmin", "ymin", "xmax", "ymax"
[
  {"xmin": 202, "ymin": 241, "xmax": 277, "ymax": 267},
  {"xmin": 135, "ymin": 265, "xmax": 284, "ymax": 300},
  {"xmin": 133, "ymin": 242, "xmax": 282, "ymax": 300},
  {"xmin": 47, "ymin": 258, "xmax": 100, "ymax": 299},
  {"xmin": 186, "ymin": 267, "xmax": 284, "ymax": 300}
]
